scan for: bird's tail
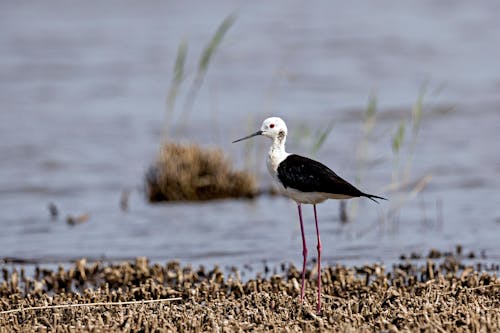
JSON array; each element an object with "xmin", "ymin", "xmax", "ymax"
[{"xmin": 363, "ymin": 193, "xmax": 387, "ymax": 203}]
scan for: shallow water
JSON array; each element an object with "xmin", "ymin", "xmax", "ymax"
[{"xmin": 1, "ymin": 1, "xmax": 499, "ymax": 270}]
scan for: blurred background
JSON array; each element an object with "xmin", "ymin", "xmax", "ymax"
[{"xmin": 1, "ymin": 1, "xmax": 499, "ymax": 272}]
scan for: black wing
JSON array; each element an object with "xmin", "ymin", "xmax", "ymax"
[{"xmin": 277, "ymin": 154, "xmax": 366, "ymax": 198}]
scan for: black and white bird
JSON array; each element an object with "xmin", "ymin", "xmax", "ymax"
[{"xmin": 233, "ymin": 116, "xmax": 386, "ymax": 313}]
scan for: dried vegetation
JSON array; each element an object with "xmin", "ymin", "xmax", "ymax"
[
  {"xmin": 1, "ymin": 254, "xmax": 499, "ymax": 332},
  {"xmin": 146, "ymin": 143, "xmax": 257, "ymax": 202}
]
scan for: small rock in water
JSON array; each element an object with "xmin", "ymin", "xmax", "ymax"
[
  {"xmin": 48, "ymin": 202, "xmax": 58, "ymax": 220},
  {"xmin": 66, "ymin": 213, "xmax": 90, "ymax": 226}
]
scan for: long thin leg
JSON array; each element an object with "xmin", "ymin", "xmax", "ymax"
[
  {"xmin": 297, "ymin": 203, "xmax": 307, "ymax": 303},
  {"xmin": 313, "ymin": 204, "xmax": 322, "ymax": 313}
]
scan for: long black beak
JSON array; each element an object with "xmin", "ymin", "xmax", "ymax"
[{"xmin": 232, "ymin": 130, "xmax": 263, "ymax": 143}]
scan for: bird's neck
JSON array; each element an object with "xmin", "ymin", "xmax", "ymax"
[
  {"xmin": 267, "ymin": 132, "xmax": 288, "ymax": 170},
  {"xmin": 271, "ymin": 131, "xmax": 287, "ymax": 154}
]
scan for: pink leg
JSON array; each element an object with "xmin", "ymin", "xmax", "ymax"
[
  {"xmin": 313, "ymin": 204, "xmax": 322, "ymax": 313},
  {"xmin": 297, "ymin": 204, "xmax": 307, "ymax": 303}
]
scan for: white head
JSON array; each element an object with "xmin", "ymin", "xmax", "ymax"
[
  {"xmin": 260, "ymin": 117, "xmax": 287, "ymax": 140},
  {"xmin": 233, "ymin": 117, "xmax": 288, "ymax": 143}
]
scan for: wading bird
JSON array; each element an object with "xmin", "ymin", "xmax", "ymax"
[{"xmin": 233, "ymin": 117, "xmax": 386, "ymax": 313}]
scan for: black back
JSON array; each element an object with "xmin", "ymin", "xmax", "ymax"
[{"xmin": 277, "ymin": 154, "xmax": 365, "ymax": 197}]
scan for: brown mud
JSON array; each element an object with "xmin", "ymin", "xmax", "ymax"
[{"xmin": 1, "ymin": 255, "xmax": 499, "ymax": 332}]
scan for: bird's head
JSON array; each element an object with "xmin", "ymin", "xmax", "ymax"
[
  {"xmin": 232, "ymin": 117, "xmax": 288, "ymax": 143},
  {"xmin": 260, "ymin": 117, "xmax": 287, "ymax": 140}
]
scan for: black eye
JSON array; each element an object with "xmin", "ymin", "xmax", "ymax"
[{"xmin": 269, "ymin": 124, "xmax": 275, "ymax": 128}]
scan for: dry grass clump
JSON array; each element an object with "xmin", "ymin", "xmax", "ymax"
[
  {"xmin": 146, "ymin": 143, "xmax": 257, "ymax": 202},
  {"xmin": 1, "ymin": 256, "xmax": 499, "ymax": 332}
]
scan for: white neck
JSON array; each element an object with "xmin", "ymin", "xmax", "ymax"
[
  {"xmin": 270, "ymin": 133, "xmax": 286, "ymax": 155},
  {"xmin": 267, "ymin": 132, "xmax": 289, "ymax": 174}
]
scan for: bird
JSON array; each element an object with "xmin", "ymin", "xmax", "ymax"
[{"xmin": 233, "ymin": 116, "xmax": 386, "ymax": 313}]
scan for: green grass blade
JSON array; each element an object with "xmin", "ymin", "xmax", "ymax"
[
  {"xmin": 167, "ymin": 40, "xmax": 188, "ymax": 115},
  {"xmin": 198, "ymin": 14, "xmax": 236, "ymax": 75},
  {"xmin": 311, "ymin": 120, "xmax": 334, "ymax": 155},
  {"xmin": 392, "ymin": 120, "xmax": 405, "ymax": 154},
  {"xmin": 181, "ymin": 14, "xmax": 237, "ymax": 127},
  {"xmin": 365, "ymin": 92, "xmax": 377, "ymax": 120},
  {"xmin": 412, "ymin": 84, "xmax": 426, "ymax": 134}
]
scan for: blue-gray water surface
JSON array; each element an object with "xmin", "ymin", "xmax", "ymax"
[{"xmin": 1, "ymin": 1, "xmax": 499, "ymax": 272}]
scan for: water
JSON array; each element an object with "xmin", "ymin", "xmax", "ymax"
[{"xmin": 1, "ymin": 1, "xmax": 499, "ymax": 271}]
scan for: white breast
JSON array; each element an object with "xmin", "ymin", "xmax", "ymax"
[{"xmin": 266, "ymin": 150, "xmax": 288, "ymax": 179}]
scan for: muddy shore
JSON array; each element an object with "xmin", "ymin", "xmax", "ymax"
[{"xmin": 1, "ymin": 253, "xmax": 499, "ymax": 332}]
